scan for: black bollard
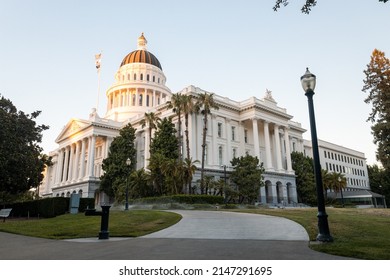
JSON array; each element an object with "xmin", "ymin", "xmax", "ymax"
[
  {"xmin": 85, "ymin": 205, "xmax": 111, "ymax": 240},
  {"xmin": 99, "ymin": 206, "xmax": 111, "ymax": 240}
]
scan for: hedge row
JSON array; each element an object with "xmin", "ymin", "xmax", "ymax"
[
  {"xmin": 4, "ymin": 197, "xmax": 95, "ymax": 218},
  {"xmin": 131, "ymin": 195, "xmax": 224, "ymax": 205}
]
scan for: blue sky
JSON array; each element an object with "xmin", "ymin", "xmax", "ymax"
[{"xmin": 1, "ymin": 0, "xmax": 389, "ymax": 165}]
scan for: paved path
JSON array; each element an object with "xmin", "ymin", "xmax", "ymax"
[{"xmin": 0, "ymin": 210, "xmax": 350, "ymax": 260}]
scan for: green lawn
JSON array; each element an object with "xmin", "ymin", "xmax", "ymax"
[
  {"xmin": 0, "ymin": 210, "xmax": 181, "ymax": 239},
  {"xmin": 232, "ymin": 207, "xmax": 390, "ymax": 260}
]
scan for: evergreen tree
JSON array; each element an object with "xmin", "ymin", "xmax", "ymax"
[
  {"xmin": 230, "ymin": 155, "xmax": 264, "ymax": 204},
  {"xmin": 363, "ymin": 49, "xmax": 390, "ymax": 170},
  {"xmin": 100, "ymin": 123, "xmax": 136, "ymax": 199},
  {"xmin": 291, "ymin": 151, "xmax": 317, "ymax": 205},
  {"xmin": 0, "ymin": 94, "xmax": 51, "ymax": 199},
  {"xmin": 148, "ymin": 117, "xmax": 179, "ymax": 195},
  {"xmin": 149, "ymin": 117, "xmax": 178, "ymax": 159}
]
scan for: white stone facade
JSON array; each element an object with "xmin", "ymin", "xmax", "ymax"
[{"xmin": 42, "ymin": 33, "xmax": 369, "ymax": 205}]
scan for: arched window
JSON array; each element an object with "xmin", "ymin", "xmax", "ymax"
[
  {"xmin": 134, "ymin": 73, "xmax": 137, "ymax": 80},
  {"xmin": 140, "ymin": 74, "xmax": 143, "ymax": 80},
  {"xmin": 147, "ymin": 74, "xmax": 150, "ymax": 81},
  {"xmin": 146, "ymin": 95, "xmax": 150, "ymax": 106}
]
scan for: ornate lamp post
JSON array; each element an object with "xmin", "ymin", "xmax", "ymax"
[
  {"xmin": 301, "ymin": 68, "xmax": 333, "ymax": 242},
  {"xmin": 125, "ymin": 158, "xmax": 131, "ymax": 211}
]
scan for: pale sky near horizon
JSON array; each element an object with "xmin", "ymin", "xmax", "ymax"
[{"xmin": 1, "ymin": 0, "xmax": 389, "ymax": 165}]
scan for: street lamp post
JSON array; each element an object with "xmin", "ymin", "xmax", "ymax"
[
  {"xmin": 301, "ymin": 68, "xmax": 333, "ymax": 242},
  {"xmin": 125, "ymin": 158, "xmax": 131, "ymax": 211}
]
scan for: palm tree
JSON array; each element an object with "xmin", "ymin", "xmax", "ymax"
[
  {"xmin": 321, "ymin": 169, "xmax": 332, "ymax": 200},
  {"xmin": 195, "ymin": 92, "xmax": 219, "ymax": 190},
  {"xmin": 182, "ymin": 157, "xmax": 199, "ymax": 194},
  {"xmin": 182, "ymin": 94, "xmax": 199, "ymax": 160},
  {"xmin": 330, "ymin": 172, "xmax": 347, "ymax": 206},
  {"xmin": 140, "ymin": 112, "xmax": 160, "ymax": 149},
  {"xmin": 167, "ymin": 93, "xmax": 184, "ymax": 160}
]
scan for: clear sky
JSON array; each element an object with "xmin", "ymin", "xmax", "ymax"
[{"xmin": 1, "ymin": 0, "xmax": 389, "ymax": 165}]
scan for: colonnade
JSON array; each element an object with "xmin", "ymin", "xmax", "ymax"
[
  {"xmin": 251, "ymin": 118, "xmax": 294, "ymax": 173},
  {"xmin": 107, "ymin": 88, "xmax": 165, "ymax": 111},
  {"xmin": 54, "ymin": 135, "xmax": 112, "ymax": 185}
]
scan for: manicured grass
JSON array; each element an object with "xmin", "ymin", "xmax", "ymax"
[
  {"xmin": 232, "ymin": 207, "xmax": 390, "ymax": 260},
  {"xmin": 0, "ymin": 210, "xmax": 181, "ymax": 239}
]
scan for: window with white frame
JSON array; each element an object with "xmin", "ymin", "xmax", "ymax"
[
  {"xmin": 232, "ymin": 126, "xmax": 236, "ymax": 141},
  {"xmin": 218, "ymin": 122, "xmax": 222, "ymax": 138},
  {"xmin": 218, "ymin": 146, "xmax": 223, "ymax": 165}
]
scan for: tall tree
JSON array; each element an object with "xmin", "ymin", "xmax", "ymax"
[
  {"xmin": 274, "ymin": 0, "xmax": 388, "ymax": 14},
  {"xmin": 0, "ymin": 95, "xmax": 51, "ymax": 198},
  {"xmin": 195, "ymin": 92, "xmax": 219, "ymax": 190},
  {"xmin": 149, "ymin": 117, "xmax": 179, "ymax": 195},
  {"xmin": 291, "ymin": 151, "xmax": 316, "ymax": 205},
  {"xmin": 167, "ymin": 93, "xmax": 184, "ymax": 160},
  {"xmin": 182, "ymin": 94, "xmax": 198, "ymax": 160},
  {"xmin": 140, "ymin": 112, "xmax": 160, "ymax": 149},
  {"xmin": 367, "ymin": 164, "xmax": 389, "ymax": 207},
  {"xmin": 230, "ymin": 155, "xmax": 264, "ymax": 204},
  {"xmin": 362, "ymin": 49, "xmax": 390, "ymax": 170},
  {"xmin": 100, "ymin": 123, "xmax": 137, "ymax": 199}
]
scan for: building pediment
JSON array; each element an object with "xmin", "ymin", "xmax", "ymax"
[{"xmin": 55, "ymin": 119, "xmax": 91, "ymax": 143}]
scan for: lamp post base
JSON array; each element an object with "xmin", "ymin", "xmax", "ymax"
[{"xmin": 316, "ymin": 211, "xmax": 333, "ymax": 242}]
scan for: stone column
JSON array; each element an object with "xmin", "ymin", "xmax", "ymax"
[
  {"xmin": 88, "ymin": 135, "xmax": 96, "ymax": 177},
  {"xmin": 55, "ymin": 149, "xmax": 64, "ymax": 184},
  {"xmin": 67, "ymin": 144, "xmax": 75, "ymax": 182},
  {"xmin": 73, "ymin": 141, "xmax": 80, "ymax": 182},
  {"xmin": 63, "ymin": 146, "xmax": 70, "ymax": 182},
  {"xmin": 239, "ymin": 121, "xmax": 246, "ymax": 156},
  {"xmin": 212, "ymin": 115, "xmax": 218, "ymax": 165},
  {"xmin": 263, "ymin": 121, "xmax": 273, "ymax": 170},
  {"xmin": 274, "ymin": 125, "xmax": 283, "ymax": 171},
  {"xmin": 226, "ymin": 118, "xmax": 232, "ymax": 164},
  {"xmin": 271, "ymin": 183, "xmax": 278, "ymax": 204},
  {"xmin": 260, "ymin": 186, "xmax": 266, "ymax": 204},
  {"xmin": 197, "ymin": 114, "xmax": 203, "ymax": 161},
  {"xmin": 252, "ymin": 118, "xmax": 260, "ymax": 159},
  {"xmin": 284, "ymin": 128, "xmax": 293, "ymax": 173},
  {"xmin": 153, "ymin": 90, "xmax": 156, "ymax": 107},
  {"xmin": 80, "ymin": 138, "xmax": 86, "ymax": 179},
  {"xmin": 144, "ymin": 127, "xmax": 150, "ymax": 169}
]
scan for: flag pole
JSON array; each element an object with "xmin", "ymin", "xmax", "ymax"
[{"xmin": 95, "ymin": 52, "xmax": 102, "ymax": 114}]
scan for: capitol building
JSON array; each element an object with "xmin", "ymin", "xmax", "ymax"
[{"xmin": 39, "ymin": 33, "xmax": 371, "ymax": 206}]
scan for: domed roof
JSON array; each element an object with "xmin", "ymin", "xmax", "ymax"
[
  {"xmin": 120, "ymin": 33, "xmax": 162, "ymax": 70},
  {"xmin": 120, "ymin": 50, "xmax": 162, "ymax": 70}
]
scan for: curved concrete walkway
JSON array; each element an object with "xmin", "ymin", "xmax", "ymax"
[
  {"xmin": 0, "ymin": 210, "xmax": 350, "ymax": 260},
  {"xmin": 142, "ymin": 210, "xmax": 309, "ymax": 240}
]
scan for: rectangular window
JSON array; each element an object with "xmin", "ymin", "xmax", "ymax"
[
  {"xmin": 218, "ymin": 123, "xmax": 222, "ymax": 138},
  {"xmin": 231, "ymin": 126, "xmax": 236, "ymax": 141},
  {"xmin": 232, "ymin": 148, "xmax": 237, "ymax": 159}
]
